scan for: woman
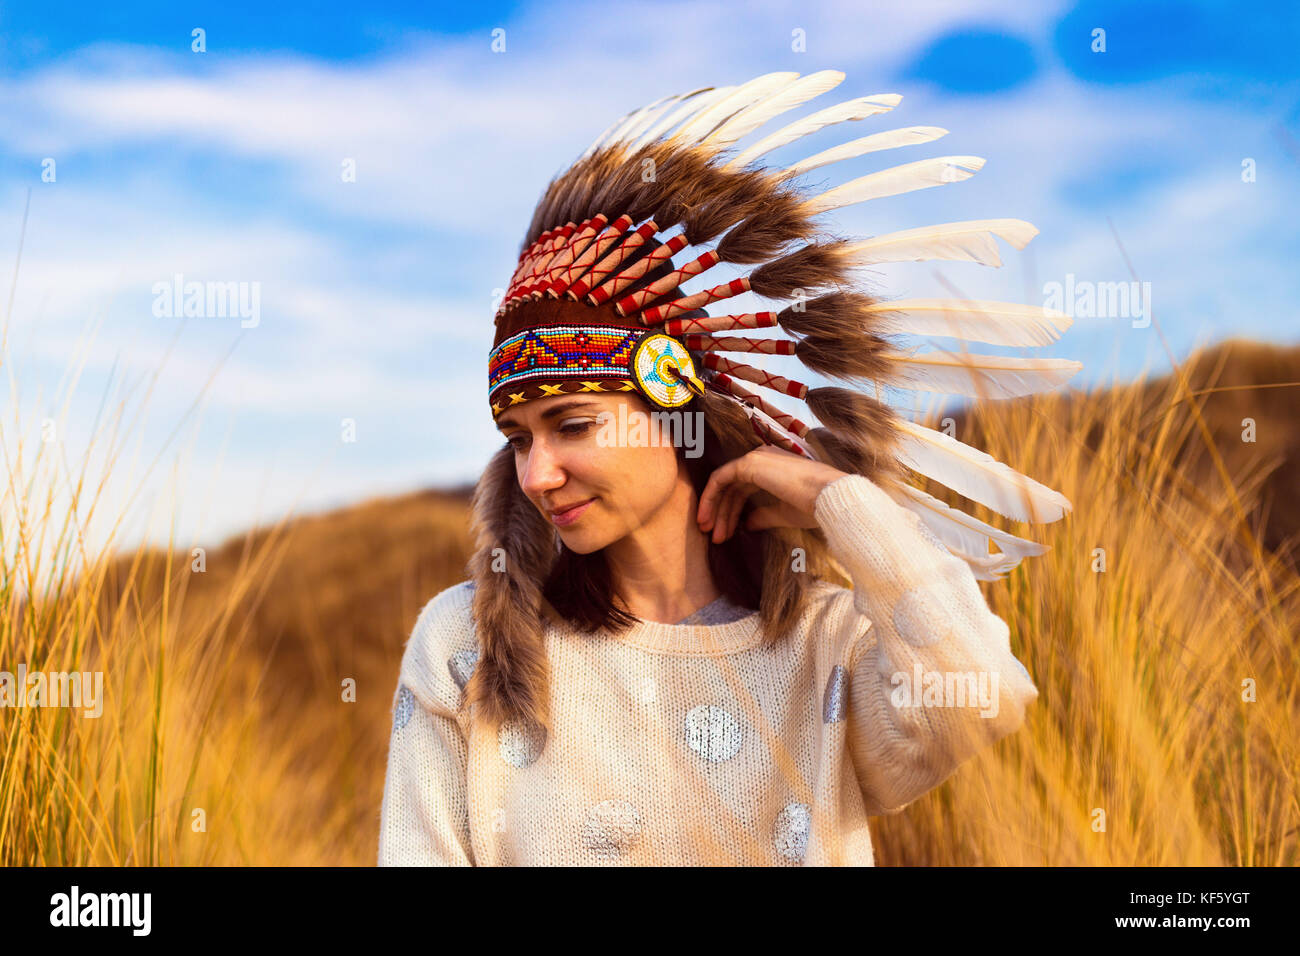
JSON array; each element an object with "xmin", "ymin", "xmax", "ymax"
[{"xmin": 379, "ymin": 69, "xmax": 1078, "ymax": 866}]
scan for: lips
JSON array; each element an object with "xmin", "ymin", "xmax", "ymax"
[{"xmin": 549, "ymin": 497, "xmax": 596, "ymax": 526}]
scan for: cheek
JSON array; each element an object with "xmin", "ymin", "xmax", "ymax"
[
  {"xmin": 560, "ymin": 441, "xmax": 680, "ymax": 540},
  {"xmin": 606, "ymin": 442, "xmax": 680, "ymax": 502}
]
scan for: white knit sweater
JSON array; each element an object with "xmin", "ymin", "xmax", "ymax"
[{"xmin": 378, "ymin": 473, "xmax": 1039, "ymax": 866}]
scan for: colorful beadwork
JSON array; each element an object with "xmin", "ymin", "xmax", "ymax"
[
  {"xmin": 489, "ymin": 324, "xmax": 642, "ymax": 400},
  {"xmin": 489, "ymin": 324, "xmax": 704, "ymax": 418},
  {"xmin": 631, "ymin": 333, "xmax": 703, "ymax": 410}
]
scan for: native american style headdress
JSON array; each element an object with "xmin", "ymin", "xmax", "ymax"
[{"xmin": 469, "ymin": 70, "xmax": 1079, "ymax": 725}]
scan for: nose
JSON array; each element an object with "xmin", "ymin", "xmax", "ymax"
[{"xmin": 518, "ymin": 434, "xmax": 567, "ymax": 503}]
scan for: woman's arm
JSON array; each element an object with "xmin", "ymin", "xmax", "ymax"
[
  {"xmin": 812, "ymin": 473, "xmax": 1040, "ymax": 816},
  {"xmin": 378, "ymin": 684, "xmax": 474, "ymax": 865},
  {"xmin": 378, "ymin": 586, "xmax": 477, "ymax": 866}
]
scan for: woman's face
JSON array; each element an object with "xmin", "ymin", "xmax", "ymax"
[{"xmin": 494, "ymin": 392, "xmax": 686, "ymax": 554}]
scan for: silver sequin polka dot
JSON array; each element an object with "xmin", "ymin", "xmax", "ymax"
[
  {"xmin": 892, "ymin": 584, "xmax": 952, "ymax": 648},
  {"xmin": 823, "ymin": 665, "xmax": 847, "ymax": 723},
  {"xmin": 580, "ymin": 799, "xmax": 643, "ymax": 859},
  {"xmin": 774, "ymin": 802, "xmax": 811, "ymax": 861},
  {"xmin": 684, "ymin": 704, "xmax": 743, "ymax": 762},
  {"xmin": 393, "ymin": 684, "xmax": 414, "ymax": 731},
  {"xmin": 498, "ymin": 719, "xmax": 547, "ymax": 768},
  {"xmin": 447, "ymin": 646, "xmax": 479, "ymax": 692}
]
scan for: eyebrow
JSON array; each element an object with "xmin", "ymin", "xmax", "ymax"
[{"xmin": 495, "ymin": 400, "xmax": 603, "ymax": 432}]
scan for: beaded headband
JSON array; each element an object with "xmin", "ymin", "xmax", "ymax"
[
  {"xmin": 488, "ymin": 324, "xmax": 706, "ymax": 419},
  {"xmin": 485, "ymin": 68, "xmax": 1082, "ymax": 580}
]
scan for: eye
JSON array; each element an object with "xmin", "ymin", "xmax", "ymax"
[
  {"xmin": 505, "ymin": 433, "xmax": 529, "ymax": 451},
  {"xmin": 559, "ymin": 419, "xmax": 595, "ymax": 437}
]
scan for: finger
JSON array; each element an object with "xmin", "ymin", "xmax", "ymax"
[
  {"xmin": 708, "ymin": 485, "xmax": 736, "ymax": 542},
  {"xmin": 713, "ymin": 487, "xmax": 739, "ymax": 543},
  {"xmin": 696, "ymin": 467, "xmax": 724, "ymax": 529},
  {"xmin": 697, "ymin": 458, "xmax": 739, "ymax": 528},
  {"xmin": 744, "ymin": 504, "xmax": 784, "ymax": 532},
  {"xmin": 727, "ymin": 489, "xmax": 757, "ymax": 542},
  {"xmin": 716, "ymin": 483, "xmax": 753, "ymax": 543}
]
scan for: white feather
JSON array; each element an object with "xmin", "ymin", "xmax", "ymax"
[
  {"xmin": 786, "ymin": 126, "xmax": 948, "ymax": 176},
  {"xmin": 801, "ymin": 156, "xmax": 984, "ymax": 214},
  {"xmin": 843, "ymin": 218, "xmax": 1037, "ymax": 267},
  {"xmin": 608, "ymin": 87, "xmax": 713, "ymax": 151},
  {"xmin": 589, "ymin": 86, "xmax": 724, "ymax": 158},
  {"xmin": 581, "ymin": 105, "xmax": 647, "ymax": 161},
  {"xmin": 631, "ymin": 87, "xmax": 735, "ymax": 150},
  {"xmin": 965, "ymin": 549, "xmax": 1038, "ymax": 580},
  {"xmin": 724, "ymin": 93, "xmax": 902, "ymax": 169},
  {"xmin": 704, "ymin": 70, "xmax": 845, "ymax": 147},
  {"xmin": 888, "ymin": 483, "xmax": 1017, "ymax": 558},
  {"xmin": 893, "ymin": 418, "xmax": 1072, "ymax": 523},
  {"xmin": 673, "ymin": 72, "xmax": 801, "ymax": 145},
  {"xmin": 884, "ymin": 482, "xmax": 1049, "ymax": 581},
  {"xmin": 966, "ymin": 559, "xmax": 1018, "ymax": 581},
  {"xmin": 867, "ymin": 298, "xmax": 1073, "ymax": 347},
  {"xmin": 886, "ymin": 347, "xmax": 1083, "ymax": 399},
  {"xmin": 604, "ymin": 94, "xmax": 678, "ymax": 144}
]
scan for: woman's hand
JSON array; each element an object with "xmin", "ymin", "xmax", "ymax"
[{"xmin": 696, "ymin": 445, "xmax": 849, "ymax": 544}]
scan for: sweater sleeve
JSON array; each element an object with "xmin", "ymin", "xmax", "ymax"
[
  {"xmin": 378, "ymin": 584, "xmax": 478, "ymax": 866},
  {"xmin": 812, "ymin": 473, "xmax": 1040, "ymax": 817}
]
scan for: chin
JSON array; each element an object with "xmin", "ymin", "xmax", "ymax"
[
  {"xmin": 556, "ymin": 513, "xmax": 625, "ymax": 554},
  {"xmin": 557, "ymin": 528, "xmax": 610, "ymax": 555}
]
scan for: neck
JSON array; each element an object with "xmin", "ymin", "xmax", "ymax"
[{"xmin": 603, "ymin": 472, "xmax": 721, "ymax": 625}]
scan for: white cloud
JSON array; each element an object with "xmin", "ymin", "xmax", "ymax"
[{"xmin": 1, "ymin": 0, "xmax": 1294, "ymax": 563}]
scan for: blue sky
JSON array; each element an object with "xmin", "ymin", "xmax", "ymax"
[{"xmin": 1, "ymin": 0, "xmax": 1297, "ymax": 559}]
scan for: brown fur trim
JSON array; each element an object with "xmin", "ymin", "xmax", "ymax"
[
  {"xmin": 464, "ymin": 445, "xmax": 557, "ymax": 732},
  {"xmin": 714, "ymin": 181, "xmax": 813, "ymax": 264},
  {"xmin": 626, "ymin": 145, "xmax": 715, "ymax": 227},
  {"xmin": 679, "ymin": 165, "xmax": 774, "ymax": 246},
  {"xmin": 804, "ymin": 389, "xmax": 906, "ymax": 484},
  {"xmin": 805, "ymin": 426, "xmax": 907, "ymax": 485},
  {"xmin": 748, "ymin": 241, "xmax": 852, "ymax": 298},
  {"xmin": 780, "ymin": 289, "xmax": 910, "ymax": 385},
  {"xmin": 794, "ymin": 333, "xmax": 902, "ymax": 384},
  {"xmin": 777, "ymin": 291, "xmax": 884, "ymax": 338},
  {"xmin": 521, "ymin": 142, "xmax": 822, "ymax": 269}
]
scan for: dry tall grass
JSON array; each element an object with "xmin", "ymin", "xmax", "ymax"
[
  {"xmin": 2, "ymin": 339, "xmax": 1296, "ymax": 865},
  {"xmin": 871, "ymin": 338, "xmax": 1299, "ymax": 865}
]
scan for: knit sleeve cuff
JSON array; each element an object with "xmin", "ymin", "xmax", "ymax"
[
  {"xmin": 814, "ymin": 475, "xmax": 1041, "ymax": 815},
  {"xmin": 812, "ymin": 473, "xmax": 949, "ymax": 605}
]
